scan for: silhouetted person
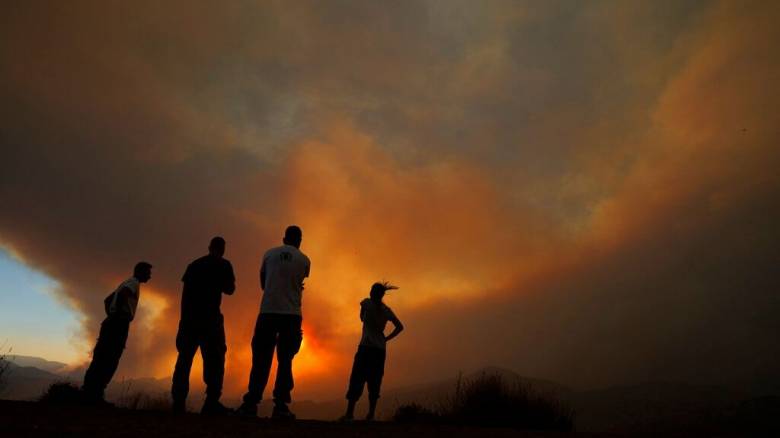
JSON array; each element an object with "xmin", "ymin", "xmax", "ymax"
[
  {"xmin": 341, "ymin": 282, "xmax": 404, "ymax": 421},
  {"xmin": 82, "ymin": 261, "xmax": 153, "ymax": 405},
  {"xmin": 171, "ymin": 237, "xmax": 235, "ymax": 415},
  {"xmin": 237, "ymin": 225, "xmax": 310, "ymax": 419}
]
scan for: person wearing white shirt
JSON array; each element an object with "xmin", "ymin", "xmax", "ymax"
[
  {"xmin": 238, "ymin": 225, "xmax": 310, "ymax": 419},
  {"xmin": 82, "ymin": 261, "xmax": 152, "ymax": 405}
]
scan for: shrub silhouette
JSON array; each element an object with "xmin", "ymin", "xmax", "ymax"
[
  {"xmin": 394, "ymin": 372, "xmax": 574, "ymax": 431},
  {"xmin": 39, "ymin": 382, "xmax": 82, "ymax": 404},
  {"xmin": 0, "ymin": 352, "xmax": 9, "ymax": 395},
  {"xmin": 450, "ymin": 373, "xmax": 573, "ymax": 430},
  {"xmin": 117, "ymin": 388, "xmax": 171, "ymax": 411},
  {"xmin": 38, "ymin": 381, "xmax": 171, "ymax": 411},
  {"xmin": 392, "ymin": 403, "xmax": 441, "ymax": 424}
]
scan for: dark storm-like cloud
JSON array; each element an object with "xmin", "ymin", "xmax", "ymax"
[
  {"xmin": 0, "ymin": 0, "xmax": 295, "ymax": 384},
  {"xmin": 387, "ymin": 0, "xmax": 780, "ymax": 393},
  {"xmin": 1, "ymin": 0, "xmax": 779, "ymax": 400},
  {"xmin": 392, "ymin": 184, "xmax": 780, "ymax": 393}
]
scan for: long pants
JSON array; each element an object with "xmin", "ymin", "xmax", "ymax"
[
  {"xmin": 242, "ymin": 313, "xmax": 302, "ymax": 406},
  {"xmin": 82, "ymin": 316, "xmax": 130, "ymax": 399},
  {"xmin": 171, "ymin": 315, "xmax": 227, "ymax": 403},
  {"xmin": 346, "ymin": 345, "xmax": 386, "ymax": 401}
]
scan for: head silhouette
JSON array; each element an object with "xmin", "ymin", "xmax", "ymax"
[
  {"xmin": 209, "ymin": 236, "xmax": 226, "ymax": 258},
  {"xmin": 370, "ymin": 281, "xmax": 398, "ymax": 302},
  {"xmin": 134, "ymin": 261, "xmax": 153, "ymax": 283},
  {"xmin": 283, "ymin": 225, "xmax": 303, "ymax": 249}
]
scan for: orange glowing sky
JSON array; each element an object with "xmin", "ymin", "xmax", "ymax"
[{"xmin": 1, "ymin": 0, "xmax": 779, "ymax": 400}]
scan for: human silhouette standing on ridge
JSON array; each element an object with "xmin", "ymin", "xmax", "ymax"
[
  {"xmin": 82, "ymin": 261, "xmax": 152, "ymax": 406},
  {"xmin": 340, "ymin": 282, "xmax": 404, "ymax": 421},
  {"xmin": 238, "ymin": 225, "xmax": 310, "ymax": 419},
  {"xmin": 171, "ymin": 237, "xmax": 235, "ymax": 415}
]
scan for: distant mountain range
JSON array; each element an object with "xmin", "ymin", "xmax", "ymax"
[
  {"xmin": 1, "ymin": 358, "xmax": 64, "ymax": 400},
  {"xmin": 0, "ymin": 355, "xmax": 169, "ymax": 403},
  {"xmin": 2, "ymin": 356, "xmax": 778, "ymax": 433},
  {"xmin": 6, "ymin": 355, "xmax": 69, "ymax": 373}
]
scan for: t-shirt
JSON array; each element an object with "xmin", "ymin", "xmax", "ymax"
[
  {"xmin": 359, "ymin": 298, "xmax": 397, "ymax": 350},
  {"xmin": 108, "ymin": 277, "xmax": 140, "ymax": 321},
  {"xmin": 259, "ymin": 244, "xmax": 310, "ymax": 316},
  {"xmin": 181, "ymin": 255, "xmax": 235, "ymax": 320}
]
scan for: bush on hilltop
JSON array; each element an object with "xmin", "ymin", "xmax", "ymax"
[{"xmin": 393, "ymin": 372, "xmax": 574, "ymax": 431}]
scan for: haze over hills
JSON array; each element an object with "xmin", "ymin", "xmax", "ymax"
[
  {"xmin": 3, "ymin": 356, "xmax": 777, "ymax": 433},
  {"xmin": 5, "ymin": 355, "xmax": 68, "ymax": 373},
  {"xmin": 0, "ymin": 356, "xmax": 169, "ymax": 404},
  {"xmin": 570, "ymin": 381, "xmax": 749, "ymax": 432},
  {"xmin": 255, "ymin": 365, "xmax": 573, "ymax": 420},
  {"xmin": 1, "ymin": 360, "xmax": 64, "ymax": 401}
]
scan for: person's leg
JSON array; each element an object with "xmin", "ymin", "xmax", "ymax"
[
  {"xmin": 83, "ymin": 318, "xmax": 112, "ymax": 399},
  {"xmin": 241, "ymin": 314, "xmax": 278, "ymax": 408},
  {"xmin": 171, "ymin": 320, "xmax": 199, "ymax": 411},
  {"xmin": 366, "ymin": 398, "xmax": 378, "ymax": 421},
  {"xmin": 344, "ymin": 347, "xmax": 369, "ymax": 419},
  {"xmin": 200, "ymin": 316, "xmax": 228, "ymax": 413},
  {"xmin": 365, "ymin": 348, "xmax": 386, "ymax": 420},
  {"xmin": 272, "ymin": 315, "xmax": 302, "ymax": 411},
  {"xmin": 344, "ymin": 400, "xmax": 358, "ymax": 420},
  {"xmin": 99, "ymin": 319, "xmax": 130, "ymax": 386},
  {"xmin": 83, "ymin": 318, "xmax": 129, "ymax": 402}
]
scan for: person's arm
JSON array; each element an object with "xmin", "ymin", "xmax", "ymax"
[
  {"xmin": 181, "ymin": 264, "xmax": 190, "ymax": 283},
  {"xmin": 117, "ymin": 286, "xmax": 133, "ymax": 299},
  {"xmin": 385, "ymin": 307, "xmax": 404, "ymax": 342},
  {"xmin": 223, "ymin": 262, "xmax": 236, "ymax": 295},
  {"xmin": 260, "ymin": 258, "xmax": 267, "ymax": 290},
  {"xmin": 113, "ymin": 286, "xmax": 134, "ymax": 318},
  {"xmin": 385, "ymin": 315, "xmax": 404, "ymax": 342},
  {"xmin": 299, "ymin": 258, "xmax": 310, "ymax": 291}
]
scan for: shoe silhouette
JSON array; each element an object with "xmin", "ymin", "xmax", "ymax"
[
  {"xmin": 201, "ymin": 399, "xmax": 233, "ymax": 415},
  {"xmin": 272, "ymin": 404, "xmax": 296, "ymax": 420},
  {"xmin": 172, "ymin": 400, "xmax": 186, "ymax": 415},
  {"xmin": 235, "ymin": 402, "xmax": 258, "ymax": 418},
  {"xmin": 82, "ymin": 396, "xmax": 116, "ymax": 409}
]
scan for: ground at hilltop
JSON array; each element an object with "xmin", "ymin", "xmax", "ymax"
[{"xmin": 0, "ymin": 399, "xmax": 751, "ymax": 438}]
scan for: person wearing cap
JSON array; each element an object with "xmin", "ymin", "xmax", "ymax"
[
  {"xmin": 238, "ymin": 225, "xmax": 310, "ymax": 419},
  {"xmin": 82, "ymin": 261, "xmax": 153, "ymax": 405},
  {"xmin": 171, "ymin": 236, "xmax": 235, "ymax": 415},
  {"xmin": 341, "ymin": 281, "xmax": 404, "ymax": 421}
]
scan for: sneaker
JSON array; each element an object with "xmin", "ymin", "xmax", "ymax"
[
  {"xmin": 200, "ymin": 400, "xmax": 233, "ymax": 415},
  {"xmin": 81, "ymin": 392, "xmax": 115, "ymax": 408},
  {"xmin": 337, "ymin": 415, "xmax": 354, "ymax": 423},
  {"xmin": 271, "ymin": 404, "xmax": 296, "ymax": 420},
  {"xmin": 172, "ymin": 400, "xmax": 186, "ymax": 415},
  {"xmin": 96, "ymin": 399, "xmax": 116, "ymax": 408},
  {"xmin": 235, "ymin": 402, "xmax": 258, "ymax": 418}
]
